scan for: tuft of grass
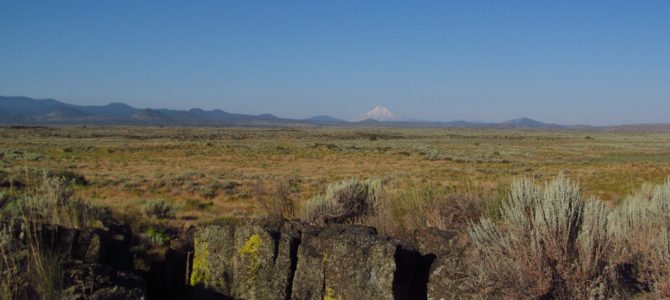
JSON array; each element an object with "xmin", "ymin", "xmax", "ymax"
[{"xmin": 0, "ymin": 221, "xmax": 64, "ymax": 299}]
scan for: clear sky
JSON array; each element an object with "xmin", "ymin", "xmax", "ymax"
[{"xmin": 1, "ymin": 1, "xmax": 669, "ymax": 125}]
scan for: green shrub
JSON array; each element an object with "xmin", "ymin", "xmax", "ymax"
[
  {"xmin": 144, "ymin": 226, "xmax": 171, "ymax": 246},
  {"xmin": 424, "ymin": 149, "xmax": 440, "ymax": 161},
  {"xmin": 142, "ymin": 199, "xmax": 178, "ymax": 219},
  {"xmin": 0, "ymin": 150, "xmax": 43, "ymax": 161}
]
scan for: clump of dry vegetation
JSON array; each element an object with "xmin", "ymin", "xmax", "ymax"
[
  {"xmin": 255, "ymin": 176, "xmax": 297, "ymax": 219},
  {"xmin": 379, "ymin": 183, "xmax": 485, "ymax": 236},
  {"xmin": 608, "ymin": 178, "xmax": 670, "ymax": 296},
  {"xmin": 16, "ymin": 172, "xmax": 108, "ymax": 228},
  {"xmin": 142, "ymin": 199, "xmax": 178, "ymax": 219},
  {"xmin": 303, "ymin": 178, "xmax": 383, "ymax": 225},
  {"xmin": 0, "ymin": 172, "xmax": 107, "ymax": 299},
  {"xmin": 467, "ymin": 175, "xmax": 670, "ymax": 298}
]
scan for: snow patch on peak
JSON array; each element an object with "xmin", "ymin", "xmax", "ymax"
[{"xmin": 354, "ymin": 106, "xmax": 404, "ymax": 122}]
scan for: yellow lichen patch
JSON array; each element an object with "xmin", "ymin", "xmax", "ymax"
[
  {"xmin": 323, "ymin": 286, "xmax": 337, "ymax": 300},
  {"xmin": 239, "ymin": 233, "xmax": 262, "ymax": 273},
  {"xmin": 190, "ymin": 238, "xmax": 212, "ymax": 286}
]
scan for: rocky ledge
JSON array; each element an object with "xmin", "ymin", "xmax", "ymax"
[
  {"xmin": 188, "ymin": 220, "xmax": 457, "ymax": 300},
  {"xmin": 1, "ymin": 219, "xmax": 458, "ymax": 299},
  {"xmin": 0, "ymin": 221, "xmax": 143, "ymax": 299}
]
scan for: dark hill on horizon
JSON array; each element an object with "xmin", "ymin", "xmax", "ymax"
[{"xmin": 0, "ymin": 95, "xmax": 666, "ymax": 131}]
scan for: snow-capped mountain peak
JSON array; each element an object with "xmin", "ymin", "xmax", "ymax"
[{"xmin": 354, "ymin": 106, "xmax": 402, "ymax": 122}]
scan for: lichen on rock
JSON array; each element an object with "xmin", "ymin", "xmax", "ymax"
[
  {"xmin": 324, "ymin": 286, "xmax": 337, "ymax": 300},
  {"xmin": 239, "ymin": 233, "xmax": 262, "ymax": 274},
  {"xmin": 189, "ymin": 237, "xmax": 212, "ymax": 286}
]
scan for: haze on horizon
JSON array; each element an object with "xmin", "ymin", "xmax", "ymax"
[{"xmin": 1, "ymin": 1, "xmax": 669, "ymax": 126}]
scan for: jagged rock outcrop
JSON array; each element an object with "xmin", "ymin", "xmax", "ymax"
[
  {"xmin": 63, "ymin": 262, "xmax": 145, "ymax": 299},
  {"xmin": 2, "ymin": 219, "xmax": 459, "ymax": 299},
  {"xmin": 0, "ymin": 222, "xmax": 143, "ymax": 299},
  {"xmin": 189, "ymin": 221, "xmax": 441, "ymax": 300}
]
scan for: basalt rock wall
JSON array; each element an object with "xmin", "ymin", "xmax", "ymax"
[{"xmin": 189, "ymin": 221, "xmax": 452, "ymax": 300}]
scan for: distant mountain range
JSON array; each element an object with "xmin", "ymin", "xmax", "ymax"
[
  {"xmin": 0, "ymin": 96, "xmax": 305, "ymax": 126},
  {"xmin": 1, "ymin": 96, "xmax": 668, "ymax": 131}
]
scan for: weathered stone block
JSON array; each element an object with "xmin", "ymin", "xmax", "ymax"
[
  {"xmin": 190, "ymin": 223, "xmax": 298, "ymax": 299},
  {"xmin": 291, "ymin": 225, "xmax": 396, "ymax": 300}
]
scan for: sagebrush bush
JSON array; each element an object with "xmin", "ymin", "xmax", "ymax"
[
  {"xmin": 142, "ymin": 199, "xmax": 178, "ymax": 219},
  {"xmin": 46, "ymin": 169, "xmax": 88, "ymax": 186},
  {"xmin": 20, "ymin": 173, "xmax": 108, "ymax": 228},
  {"xmin": 303, "ymin": 178, "xmax": 382, "ymax": 224},
  {"xmin": 609, "ymin": 178, "xmax": 670, "ymax": 296},
  {"xmin": 467, "ymin": 175, "xmax": 621, "ymax": 298}
]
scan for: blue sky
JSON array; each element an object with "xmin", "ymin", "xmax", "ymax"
[{"xmin": 1, "ymin": 1, "xmax": 669, "ymax": 125}]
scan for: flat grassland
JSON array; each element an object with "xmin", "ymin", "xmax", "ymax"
[{"xmin": 2, "ymin": 126, "xmax": 669, "ymax": 224}]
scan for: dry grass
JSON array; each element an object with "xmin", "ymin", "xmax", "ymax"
[
  {"xmin": 3, "ymin": 126, "xmax": 670, "ymax": 298},
  {"xmin": 1, "ymin": 222, "xmax": 65, "ymax": 300},
  {"xmin": 2, "ymin": 125, "xmax": 669, "ymax": 235}
]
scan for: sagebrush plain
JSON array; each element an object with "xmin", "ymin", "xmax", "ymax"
[
  {"xmin": 3, "ymin": 126, "xmax": 670, "ymax": 224},
  {"xmin": 4, "ymin": 125, "xmax": 670, "ymax": 298}
]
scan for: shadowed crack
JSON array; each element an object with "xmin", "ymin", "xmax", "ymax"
[
  {"xmin": 285, "ymin": 236, "xmax": 301, "ymax": 300},
  {"xmin": 392, "ymin": 245, "xmax": 436, "ymax": 300}
]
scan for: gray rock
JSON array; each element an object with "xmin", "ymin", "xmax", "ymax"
[
  {"xmin": 190, "ymin": 221, "xmax": 435, "ymax": 300},
  {"xmin": 189, "ymin": 223, "xmax": 298, "ymax": 299},
  {"xmin": 291, "ymin": 224, "xmax": 397, "ymax": 300},
  {"xmin": 406, "ymin": 228, "xmax": 464, "ymax": 300}
]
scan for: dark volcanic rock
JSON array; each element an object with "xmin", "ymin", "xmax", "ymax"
[
  {"xmin": 406, "ymin": 228, "xmax": 464, "ymax": 300},
  {"xmin": 190, "ymin": 221, "xmax": 436, "ymax": 300},
  {"xmin": 291, "ymin": 224, "xmax": 396, "ymax": 300},
  {"xmin": 0, "ymin": 221, "xmax": 143, "ymax": 299},
  {"xmin": 189, "ymin": 223, "xmax": 299, "ymax": 299},
  {"xmin": 62, "ymin": 262, "xmax": 144, "ymax": 299}
]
